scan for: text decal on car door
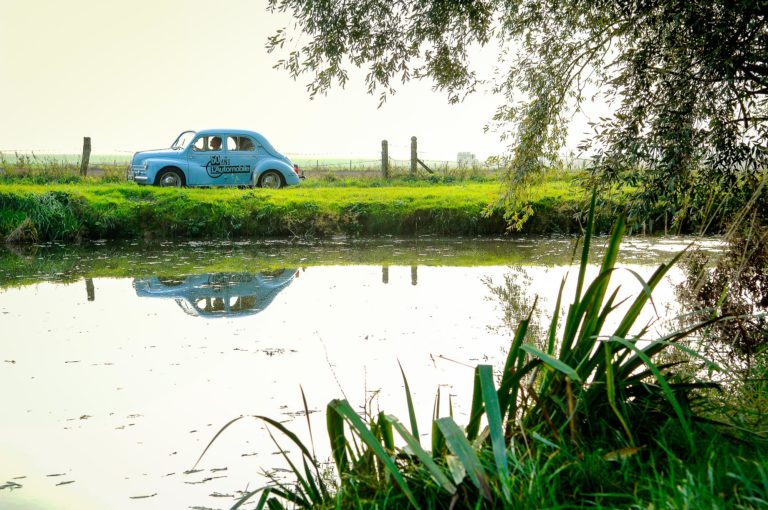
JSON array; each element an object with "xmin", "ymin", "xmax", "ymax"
[{"xmin": 205, "ymin": 156, "xmax": 250, "ymax": 178}]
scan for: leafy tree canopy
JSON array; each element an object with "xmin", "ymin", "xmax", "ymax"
[{"xmin": 267, "ymin": 0, "xmax": 768, "ymax": 228}]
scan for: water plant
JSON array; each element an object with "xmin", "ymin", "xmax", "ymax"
[{"xmin": 195, "ymin": 194, "xmax": 766, "ymax": 508}]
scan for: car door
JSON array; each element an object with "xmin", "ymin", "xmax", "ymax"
[
  {"xmin": 226, "ymin": 135, "xmax": 259, "ymax": 185},
  {"xmin": 187, "ymin": 134, "xmax": 228, "ymax": 186}
]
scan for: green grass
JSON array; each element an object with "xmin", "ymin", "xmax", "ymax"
[
  {"xmin": 193, "ymin": 196, "xmax": 767, "ymax": 509},
  {"xmin": 0, "ymin": 173, "xmax": 616, "ymax": 242}
]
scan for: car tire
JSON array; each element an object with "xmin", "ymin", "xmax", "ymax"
[
  {"xmin": 156, "ymin": 168, "xmax": 185, "ymax": 187},
  {"xmin": 258, "ymin": 170, "xmax": 284, "ymax": 189}
]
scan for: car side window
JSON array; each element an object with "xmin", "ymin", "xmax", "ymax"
[
  {"xmin": 228, "ymin": 136, "xmax": 256, "ymax": 152},
  {"xmin": 192, "ymin": 136, "xmax": 223, "ymax": 151}
]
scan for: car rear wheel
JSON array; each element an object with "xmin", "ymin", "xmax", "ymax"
[
  {"xmin": 259, "ymin": 170, "xmax": 283, "ymax": 189},
  {"xmin": 157, "ymin": 168, "xmax": 184, "ymax": 187}
]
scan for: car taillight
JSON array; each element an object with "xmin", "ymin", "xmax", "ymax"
[{"xmin": 293, "ymin": 164, "xmax": 300, "ymax": 174}]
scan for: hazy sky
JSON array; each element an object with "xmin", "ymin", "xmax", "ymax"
[{"xmin": 1, "ymin": 0, "xmax": 594, "ymax": 161}]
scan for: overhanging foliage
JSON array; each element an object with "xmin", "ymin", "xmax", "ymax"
[{"xmin": 267, "ymin": 0, "xmax": 768, "ymax": 226}]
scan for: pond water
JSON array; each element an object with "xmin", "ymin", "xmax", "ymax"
[{"xmin": 0, "ymin": 236, "xmax": 723, "ymax": 510}]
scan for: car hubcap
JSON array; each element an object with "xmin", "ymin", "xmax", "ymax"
[
  {"xmin": 262, "ymin": 173, "xmax": 281, "ymax": 189},
  {"xmin": 160, "ymin": 173, "xmax": 181, "ymax": 187}
]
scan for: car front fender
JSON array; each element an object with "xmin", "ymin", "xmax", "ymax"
[{"xmin": 145, "ymin": 159, "xmax": 190, "ymax": 183}]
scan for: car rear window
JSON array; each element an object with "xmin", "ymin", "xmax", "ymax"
[{"xmin": 228, "ymin": 136, "xmax": 256, "ymax": 151}]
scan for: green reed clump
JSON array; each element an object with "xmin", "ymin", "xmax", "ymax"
[
  {"xmin": 196, "ymin": 193, "xmax": 767, "ymax": 509},
  {"xmin": 1, "ymin": 189, "xmax": 85, "ymax": 242}
]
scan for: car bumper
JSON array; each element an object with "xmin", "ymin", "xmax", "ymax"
[{"xmin": 128, "ymin": 164, "xmax": 150, "ymax": 184}]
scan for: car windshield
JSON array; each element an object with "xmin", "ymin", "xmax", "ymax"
[{"xmin": 171, "ymin": 130, "xmax": 196, "ymax": 150}]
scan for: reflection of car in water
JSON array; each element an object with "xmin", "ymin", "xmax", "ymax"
[{"xmin": 133, "ymin": 269, "xmax": 297, "ymax": 317}]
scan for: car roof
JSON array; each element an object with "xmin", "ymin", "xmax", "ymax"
[{"xmin": 196, "ymin": 128, "xmax": 264, "ymax": 138}]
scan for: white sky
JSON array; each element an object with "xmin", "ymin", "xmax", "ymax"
[{"xmin": 0, "ymin": 0, "xmax": 596, "ymax": 161}]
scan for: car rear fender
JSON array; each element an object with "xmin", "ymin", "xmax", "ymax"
[{"xmin": 252, "ymin": 160, "xmax": 300, "ymax": 185}]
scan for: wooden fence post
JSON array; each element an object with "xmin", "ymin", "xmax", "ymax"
[
  {"xmin": 80, "ymin": 137, "xmax": 91, "ymax": 176},
  {"xmin": 85, "ymin": 278, "xmax": 95, "ymax": 301},
  {"xmin": 410, "ymin": 136, "xmax": 417, "ymax": 176},
  {"xmin": 381, "ymin": 140, "xmax": 389, "ymax": 178},
  {"xmin": 382, "ymin": 265, "xmax": 389, "ymax": 284}
]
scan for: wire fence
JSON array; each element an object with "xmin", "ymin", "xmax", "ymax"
[
  {"xmin": 289, "ymin": 156, "xmax": 505, "ymax": 176},
  {"xmin": 0, "ymin": 150, "xmax": 131, "ymax": 166},
  {"xmin": 1, "ymin": 148, "xmax": 590, "ymax": 181}
]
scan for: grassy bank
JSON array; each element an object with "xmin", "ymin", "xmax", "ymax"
[{"xmin": 0, "ymin": 175, "xmax": 614, "ymax": 242}]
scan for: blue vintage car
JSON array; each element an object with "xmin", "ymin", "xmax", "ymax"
[
  {"xmin": 128, "ymin": 129, "xmax": 302, "ymax": 188},
  {"xmin": 133, "ymin": 269, "xmax": 298, "ymax": 317}
]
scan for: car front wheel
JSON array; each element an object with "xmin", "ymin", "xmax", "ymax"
[
  {"xmin": 157, "ymin": 169, "xmax": 184, "ymax": 187},
  {"xmin": 258, "ymin": 170, "xmax": 283, "ymax": 189}
]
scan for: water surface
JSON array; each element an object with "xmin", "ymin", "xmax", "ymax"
[{"xmin": 0, "ymin": 236, "xmax": 722, "ymax": 509}]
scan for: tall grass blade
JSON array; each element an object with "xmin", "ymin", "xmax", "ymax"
[
  {"xmin": 561, "ymin": 268, "xmax": 618, "ymax": 376},
  {"xmin": 265, "ymin": 428, "xmax": 313, "ymax": 506},
  {"xmin": 266, "ymin": 496, "xmax": 288, "ymax": 510},
  {"xmin": 609, "ymin": 336, "xmax": 695, "ymax": 450},
  {"xmin": 193, "ymin": 415, "xmax": 244, "ymax": 470},
  {"xmin": 574, "ymin": 216, "xmax": 625, "ymax": 358},
  {"xmin": 498, "ymin": 306, "xmax": 533, "ymax": 420},
  {"xmin": 196, "ymin": 414, "xmax": 327, "ymax": 506},
  {"xmin": 445, "ymin": 455, "xmax": 467, "ymax": 485},
  {"xmin": 299, "ymin": 386, "xmax": 317, "ymax": 459},
  {"xmin": 532, "ymin": 431, "xmax": 560, "ymax": 450},
  {"xmin": 230, "ymin": 487, "xmax": 269, "ymax": 510},
  {"xmin": 386, "ymin": 414, "xmax": 457, "ymax": 494},
  {"xmin": 297, "ymin": 388, "xmax": 330, "ymax": 499},
  {"xmin": 326, "ymin": 403, "xmax": 349, "ymax": 474},
  {"xmin": 617, "ymin": 317, "xmax": 723, "ymax": 379},
  {"xmin": 377, "ymin": 411, "xmax": 395, "ymax": 452},
  {"xmin": 522, "ymin": 344, "xmax": 582, "ymax": 383},
  {"xmin": 547, "ymin": 277, "xmax": 566, "ymax": 355},
  {"xmin": 575, "ymin": 191, "xmax": 597, "ymax": 304},
  {"xmin": 398, "ymin": 360, "xmax": 420, "ymax": 444},
  {"xmin": 254, "ymin": 415, "xmax": 320, "ymax": 471},
  {"xmin": 604, "ymin": 342, "xmax": 633, "ymax": 444},
  {"xmin": 302, "ymin": 457, "xmax": 326, "ymax": 503},
  {"xmin": 436, "ymin": 417, "xmax": 492, "ymax": 501},
  {"xmin": 598, "ymin": 215, "xmax": 625, "ymax": 275},
  {"xmin": 329, "ymin": 399, "xmax": 418, "ymax": 507},
  {"xmin": 465, "ymin": 366, "xmax": 484, "ymax": 441},
  {"xmin": 575, "ymin": 287, "xmax": 623, "ymax": 379},
  {"xmin": 478, "ymin": 365, "xmax": 512, "ymax": 500},
  {"xmin": 252, "ymin": 487, "xmax": 272, "ymax": 510},
  {"xmin": 260, "ymin": 474, "xmax": 309, "ymax": 507},
  {"xmin": 612, "ymin": 249, "xmax": 687, "ymax": 340},
  {"xmin": 432, "ymin": 388, "xmax": 445, "ymax": 459},
  {"xmin": 648, "ymin": 337, "xmax": 722, "ymax": 373}
]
